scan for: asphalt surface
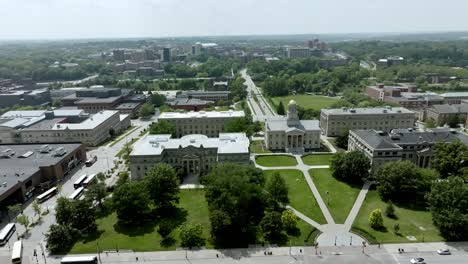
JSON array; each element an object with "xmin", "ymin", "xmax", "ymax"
[{"xmin": 240, "ymin": 69, "xmax": 277, "ymax": 121}]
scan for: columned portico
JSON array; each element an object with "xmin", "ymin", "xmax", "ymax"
[{"xmin": 286, "ymin": 132, "xmax": 304, "ymax": 152}]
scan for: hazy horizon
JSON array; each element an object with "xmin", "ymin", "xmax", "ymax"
[{"xmin": 1, "ymin": 0, "xmax": 468, "ymax": 40}]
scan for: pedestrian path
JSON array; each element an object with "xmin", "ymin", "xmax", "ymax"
[{"xmin": 252, "ymin": 153, "xmax": 372, "ymax": 247}]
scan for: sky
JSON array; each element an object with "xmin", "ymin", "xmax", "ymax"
[{"xmin": 0, "ymin": 0, "xmax": 467, "ymax": 40}]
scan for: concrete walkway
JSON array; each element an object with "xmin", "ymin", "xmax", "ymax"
[{"xmin": 252, "ymin": 153, "xmax": 371, "ymax": 247}]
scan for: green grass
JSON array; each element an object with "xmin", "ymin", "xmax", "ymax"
[
  {"xmin": 255, "ymin": 155, "xmax": 297, "ymax": 167},
  {"xmin": 264, "ymin": 170, "xmax": 326, "ymax": 224},
  {"xmin": 250, "ymin": 141, "xmax": 272, "ymax": 153},
  {"xmin": 290, "ymin": 219, "xmax": 320, "ymax": 246},
  {"xmin": 70, "ymin": 189, "xmax": 212, "ymax": 253},
  {"xmin": 270, "ymin": 95, "xmax": 339, "ymax": 111},
  {"xmin": 310, "ymin": 168, "xmax": 361, "ymax": 224},
  {"xmin": 302, "ymin": 154, "xmax": 333, "ymax": 166},
  {"xmin": 352, "ymin": 190, "xmax": 444, "ymax": 244}
]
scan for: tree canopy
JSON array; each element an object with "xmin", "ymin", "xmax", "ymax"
[
  {"xmin": 150, "ymin": 120, "xmax": 176, "ymax": 136},
  {"xmin": 143, "ymin": 163, "xmax": 180, "ymax": 212},
  {"xmin": 330, "ymin": 151, "xmax": 370, "ymax": 184},
  {"xmin": 432, "ymin": 140, "xmax": 468, "ymax": 178}
]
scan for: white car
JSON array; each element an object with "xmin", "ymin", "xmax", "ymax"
[
  {"xmin": 410, "ymin": 258, "xmax": 425, "ymax": 264},
  {"xmin": 437, "ymin": 249, "xmax": 451, "ymax": 255}
]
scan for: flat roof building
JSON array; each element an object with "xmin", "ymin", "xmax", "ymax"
[
  {"xmin": 320, "ymin": 106, "xmax": 416, "ymax": 136},
  {"xmin": 0, "ymin": 89, "xmax": 51, "ymax": 108},
  {"xmin": 0, "ymin": 143, "xmax": 86, "ymax": 206},
  {"xmin": 129, "ymin": 133, "xmax": 250, "ymax": 180},
  {"xmin": 158, "ymin": 110, "xmax": 244, "ymax": 138}
]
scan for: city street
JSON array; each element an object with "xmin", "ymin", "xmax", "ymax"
[
  {"xmin": 240, "ymin": 69, "xmax": 277, "ymax": 121},
  {"xmin": 0, "ymin": 116, "xmax": 155, "ymax": 264}
]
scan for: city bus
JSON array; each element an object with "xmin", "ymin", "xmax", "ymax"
[
  {"xmin": 68, "ymin": 187, "xmax": 85, "ymax": 200},
  {"xmin": 36, "ymin": 187, "xmax": 57, "ymax": 203},
  {"xmin": 82, "ymin": 174, "xmax": 96, "ymax": 188},
  {"xmin": 74, "ymin": 174, "xmax": 88, "ymax": 189},
  {"xmin": 60, "ymin": 255, "xmax": 98, "ymax": 264},
  {"xmin": 0, "ymin": 223, "xmax": 15, "ymax": 246},
  {"xmin": 11, "ymin": 240, "xmax": 22, "ymax": 264}
]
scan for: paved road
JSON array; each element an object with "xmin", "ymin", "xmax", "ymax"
[
  {"xmin": 240, "ymin": 69, "xmax": 277, "ymax": 121},
  {"xmin": 0, "ymin": 116, "xmax": 155, "ymax": 264}
]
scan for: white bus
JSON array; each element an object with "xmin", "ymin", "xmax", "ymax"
[
  {"xmin": 11, "ymin": 240, "xmax": 22, "ymax": 264},
  {"xmin": 0, "ymin": 223, "xmax": 15, "ymax": 246},
  {"xmin": 82, "ymin": 174, "xmax": 96, "ymax": 188},
  {"xmin": 74, "ymin": 174, "xmax": 88, "ymax": 189},
  {"xmin": 60, "ymin": 255, "xmax": 98, "ymax": 264},
  {"xmin": 68, "ymin": 187, "xmax": 85, "ymax": 200},
  {"xmin": 36, "ymin": 187, "xmax": 57, "ymax": 203}
]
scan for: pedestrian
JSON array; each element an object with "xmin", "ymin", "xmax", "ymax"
[
  {"xmin": 136, "ymin": 256, "xmax": 138, "ymax": 261},
  {"xmin": 264, "ymin": 251, "xmax": 266, "ymax": 255},
  {"xmin": 300, "ymin": 249, "xmax": 302, "ymax": 253},
  {"xmin": 216, "ymin": 253, "xmax": 219, "ymax": 258}
]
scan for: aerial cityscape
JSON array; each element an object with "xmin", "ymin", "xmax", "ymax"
[{"xmin": 0, "ymin": 1, "xmax": 468, "ymax": 264}]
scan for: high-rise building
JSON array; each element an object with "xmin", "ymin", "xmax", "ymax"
[
  {"xmin": 113, "ymin": 49, "xmax": 125, "ymax": 62},
  {"xmin": 162, "ymin": 48, "xmax": 171, "ymax": 62}
]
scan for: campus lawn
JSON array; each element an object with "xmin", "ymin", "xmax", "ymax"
[
  {"xmin": 250, "ymin": 140, "xmax": 272, "ymax": 154},
  {"xmin": 309, "ymin": 168, "xmax": 361, "ymax": 224},
  {"xmin": 270, "ymin": 95, "xmax": 339, "ymax": 111},
  {"xmin": 264, "ymin": 170, "xmax": 326, "ymax": 224},
  {"xmin": 289, "ymin": 219, "xmax": 320, "ymax": 246},
  {"xmin": 352, "ymin": 190, "xmax": 444, "ymax": 244},
  {"xmin": 302, "ymin": 154, "xmax": 333, "ymax": 166},
  {"xmin": 255, "ymin": 155, "xmax": 298, "ymax": 167},
  {"xmin": 70, "ymin": 189, "xmax": 212, "ymax": 253}
]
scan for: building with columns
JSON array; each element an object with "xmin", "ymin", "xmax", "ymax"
[
  {"xmin": 348, "ymin": 128, "xmax": 468, "ymax": 172},
  {"xmin": 264, "ymin": 100, "xmax": 321, "ymax": 152},
  {"xmin": 129, "ymin": 133, "xmax": 250, "ymax": 180}
]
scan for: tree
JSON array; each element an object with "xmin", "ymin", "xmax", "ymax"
[
  {"xmin": 7, "ymin": 203, "xmax": 21, "ymax": 221},
  {"xmin": 179, "ymin": 224, "xmax": 206, "ymax": 249},
  {"xmin": 17, "ymin": 214, "xmax": 30, "ymax": 232},
  {"xmin": 425, "ymin": 118, "xmax": 436, "ymax": 129},
  {"xmin": 376, "ymin": 161, "xmax": 437, "ymax": 202},
  {"xmin": 276, "ymin": 101, "xmax": 285, "ymax": 115},
  {"xmin": 45, "ymin": 224, "xmax": 77, "ymax": 254},
  {"xmin": 393, "ymin": 223, "xmax": 400, "ymax": 234},
  {"xmin": 330, "ymin": 151, "xmax": 370, "ymax": 184},
  {"xmin": 139, "ymin": 103, "xmax": 155, "ymax": 119},
  {"xmin": 87, "ymin": 182, "xmax": 107, "ymax": 209},
  {"xmin": 426, "ymin": 176, "xmax": 468, "ymax": 240},
  {"xmin": 335, "ymin": 130, "xmax": 349, "ymax": 149},
  {"xmin": 260, "ymin": 211, "xmax": 287, "ymax": 245},
  {"xmin": 281, "ymin": 210, "xmax": 299, "ymax": 235},
  {"xmin": 151, "ymin": 93, "xmax": 166, "ymax": 107},
  {"xmin": 385, "ymin": 201, "xmax": 396, "ymax": 218},
  {"xmin": 368, "ymin": 209, "xmax": 384, "ymax": 229},
  {"xmin": 112, "ymin": 181, "xmax": 152, "ymax": 225},
  {"xmin": 32, "ymin": 200, "xmax": 42, "ymax": 217},
  {"xmin": 150, "ymin": 120, "xmax": 176, "ymax": 136},
  {"xmin": 266, "ymin": 172, "xmax": 289, "ymax": 207},
  {"xmin": 432, "ymin": 140, "xmax": 468, "ymax": 178},
  {"xmin": 225, "ymin": 117, "xmax": 251, "ymax": 135},
  {"xmin": 446, "ymin": 114, "xmax": 461, "ymax": 128},
  {"xmin": 71, "ymin": 200, "xmax": 97, "ymax": 234},
  {"xmin": 55, "ymin": 197, "xmax": 74, "ymax": 226},
  {"xmin": 143, "ymin": 163, "xmax": 180, "ymax": 212},
  {"xmin": 109, "ymin": 128, "xmax": 116, "ymax": 139},
  {"xmin": 115, "ymin": 171, "xmax": 129, "ymax": 187}
]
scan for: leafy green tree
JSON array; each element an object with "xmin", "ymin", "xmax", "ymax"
[
  {"xmin": 150, "ymin": 120, "xmax": 176, "ymax": 136},
  {"xmin": 87, "ymin": 182, "xmax": 107, "ymax": 209},
  {"xmin": 276, "ymin": 101, "xmax": 285, "ymax": 115},
  {"xmin": 55, "ymin": 197, "xmax": 74, "ymax": 226},
  {"xmin": 112, "ymin": 182, "xmax": 152, "ymax": 225},
  {"xmin": 72, "ymin": 200, "xmax": 97, "ymax": 234},
  {"xmin": 32, "ymin": 200, "xmax": 42, "ymax": 217},
  {"xmin": 139, "ymin": 103, "xmax": 155, "ymax": 118},
  {"xmin": 143, "ymin": 163, "xmax": 180, "ymax": 212},
  {"xmin": 109, "ymin": 128, "xmax": 116, "ymax": 139},
  {"xmin": 393, "ymin": 223, "xmax": 400, "ymax": 234},
  {"xmin": 45, "ymin": 224, "xmax": 77, "ymax": 254},
  {"xmin": 204, "ymin": 163, "xmax": 266, "ymax": 248},
  {"xmin": 368, "ymin": 209, "xmax": 384, "ymax": 229},
  {"xmin": 179, "ymin": 224, "xmax": 206, "ymax": 249},
  {"xmin": 376, "ymin": 161, "xmax": 437, "ymax": 202},
  {"xmin": 17, "ymin": 214, "xmax": 30, "ymax": 232},
  {"xmin": 115, "ymin": 171, "xmax": 130, "ymax": 187},
  {"xmin": 335, "ymin": 130, "xmax": 349, "ymax": 149},
  {"xmin": 151, "ymin": 93, "xmax": 166, "ymax": 107},
  {"xmin": 432, "ymin": 140, "xmax": 468, "ymax": 178},
  {"xmin": 225, "ymin": 117, "xmax": 251, "ymax": 135},
  {"xmin": 446, "ymin": 114, "xmax": 461, "ymax": 128},
  {"xmin": 260, "ymin": 211, "xmax": 287, "ymax": 245},
  {"xmin": 426, "ymin": 176, "xmax": 468, "ymax": 240},
  {"xmin": 330, "ymin": 151, "xmax": 370, "ymax": 184},
  {"xmin": 281, "ymin": 210, "xmax": 299, "ymax": 235},
  {"xmin": 425, "ymin": 118, "xmax": 436, "ymax": 128},
  {"xmin": 7, "ymin": 204, "xmax": 21, "ymax": 221},
  {"xmin": 385, "ymin": 201, "xmax": 396, "ymax": 218},
  {"xmin": 266, "ymin": 172, "xmax": 289, "ymax": 207}
]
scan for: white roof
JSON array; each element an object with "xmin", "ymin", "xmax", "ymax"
[
  {"xmin": 322, "ymin": 107, "xmax": 414, "ymax": 115},
  {"xmin": 440, "ymin": 92, "xmax": 468, "ymax": 98},
  {"xmin": 159, "ymin": 110, "xmax": 244, "ymax": 119},
  {"xmin": 52, "ymin": 110, "xmax": 118, "ymax": 130},
  {"xmin": 131, "ymin": 133, "xmax": 249, "ymax": 156}
]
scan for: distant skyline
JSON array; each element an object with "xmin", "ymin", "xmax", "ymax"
[{"xmin": 1, "ymin": 0, "xmax": 468, "ymax": 40}]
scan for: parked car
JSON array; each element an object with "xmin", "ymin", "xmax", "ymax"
[
  {"xmin": 437, "ymin": 249, "xmax": 451, "ymax": 255},
  {"xmin": 410, "ymin": 258, "xmax": 425, "ymax": 264}
]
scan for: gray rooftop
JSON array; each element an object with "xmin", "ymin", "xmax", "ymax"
[
  {"xmin": 322, "ymin": 107, "xmax": 414, "ymax": 115},
  {"xmin": 159, "ymin": 110, "xmax": 244, "ymax": 119},
  {"xmin": 429, "ymin": 104, "xmax": 468, "ymax": 114},
  {"xmin": 131, "ymin": 133, "xmax": 250, "ymax": 156},
  {"xmin": 351, "ymin": 128, "xmax": 468, "ymax": 150},
  {"xmin": 266, "ymin": 118, "xmax": 320, "ymax": 132}
]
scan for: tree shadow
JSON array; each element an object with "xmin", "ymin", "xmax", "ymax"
[
  {"xmin": 160, "ymin": 236, "xmax": 176, "ymax": 248},
  {"xmin": 372, "ymin": 226, "xmax": 388, "ymax": 233},
  {"xmin": 114, "ymin": 218, "xmax": 158, "ymax": 237},
  {"xmin": 80, "ymin": 229, "xmax": 105, "ymax": 244},
  {"xmin": 159, "ymin": 206, "xmax": 188, "ymax": 229}
]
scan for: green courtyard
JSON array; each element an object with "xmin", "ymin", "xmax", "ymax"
[
  {"xmin": 255, "ymin": 155, "xmax": 298, "ymax": 167},
  {"xmin": 352, "ymin": 190, "xmax": 443, "ymax": 244},
  {"xmin": 270, "ymin": 95, "xmax": 339, "ymax": 111},
  {"xmin": 302, "ymin": 154, "xmax": 333, "ymax": 166},
  {"xmin": 310, "ymin": 168, "xmax": 361, "ymax": 223},
  {"xmin": 264, "ymin": 170, "xmax": 326, "ymax": 224},
  {"xmin": 250, "ymin": 140, "xmax": 272, "ymax": 154}
]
